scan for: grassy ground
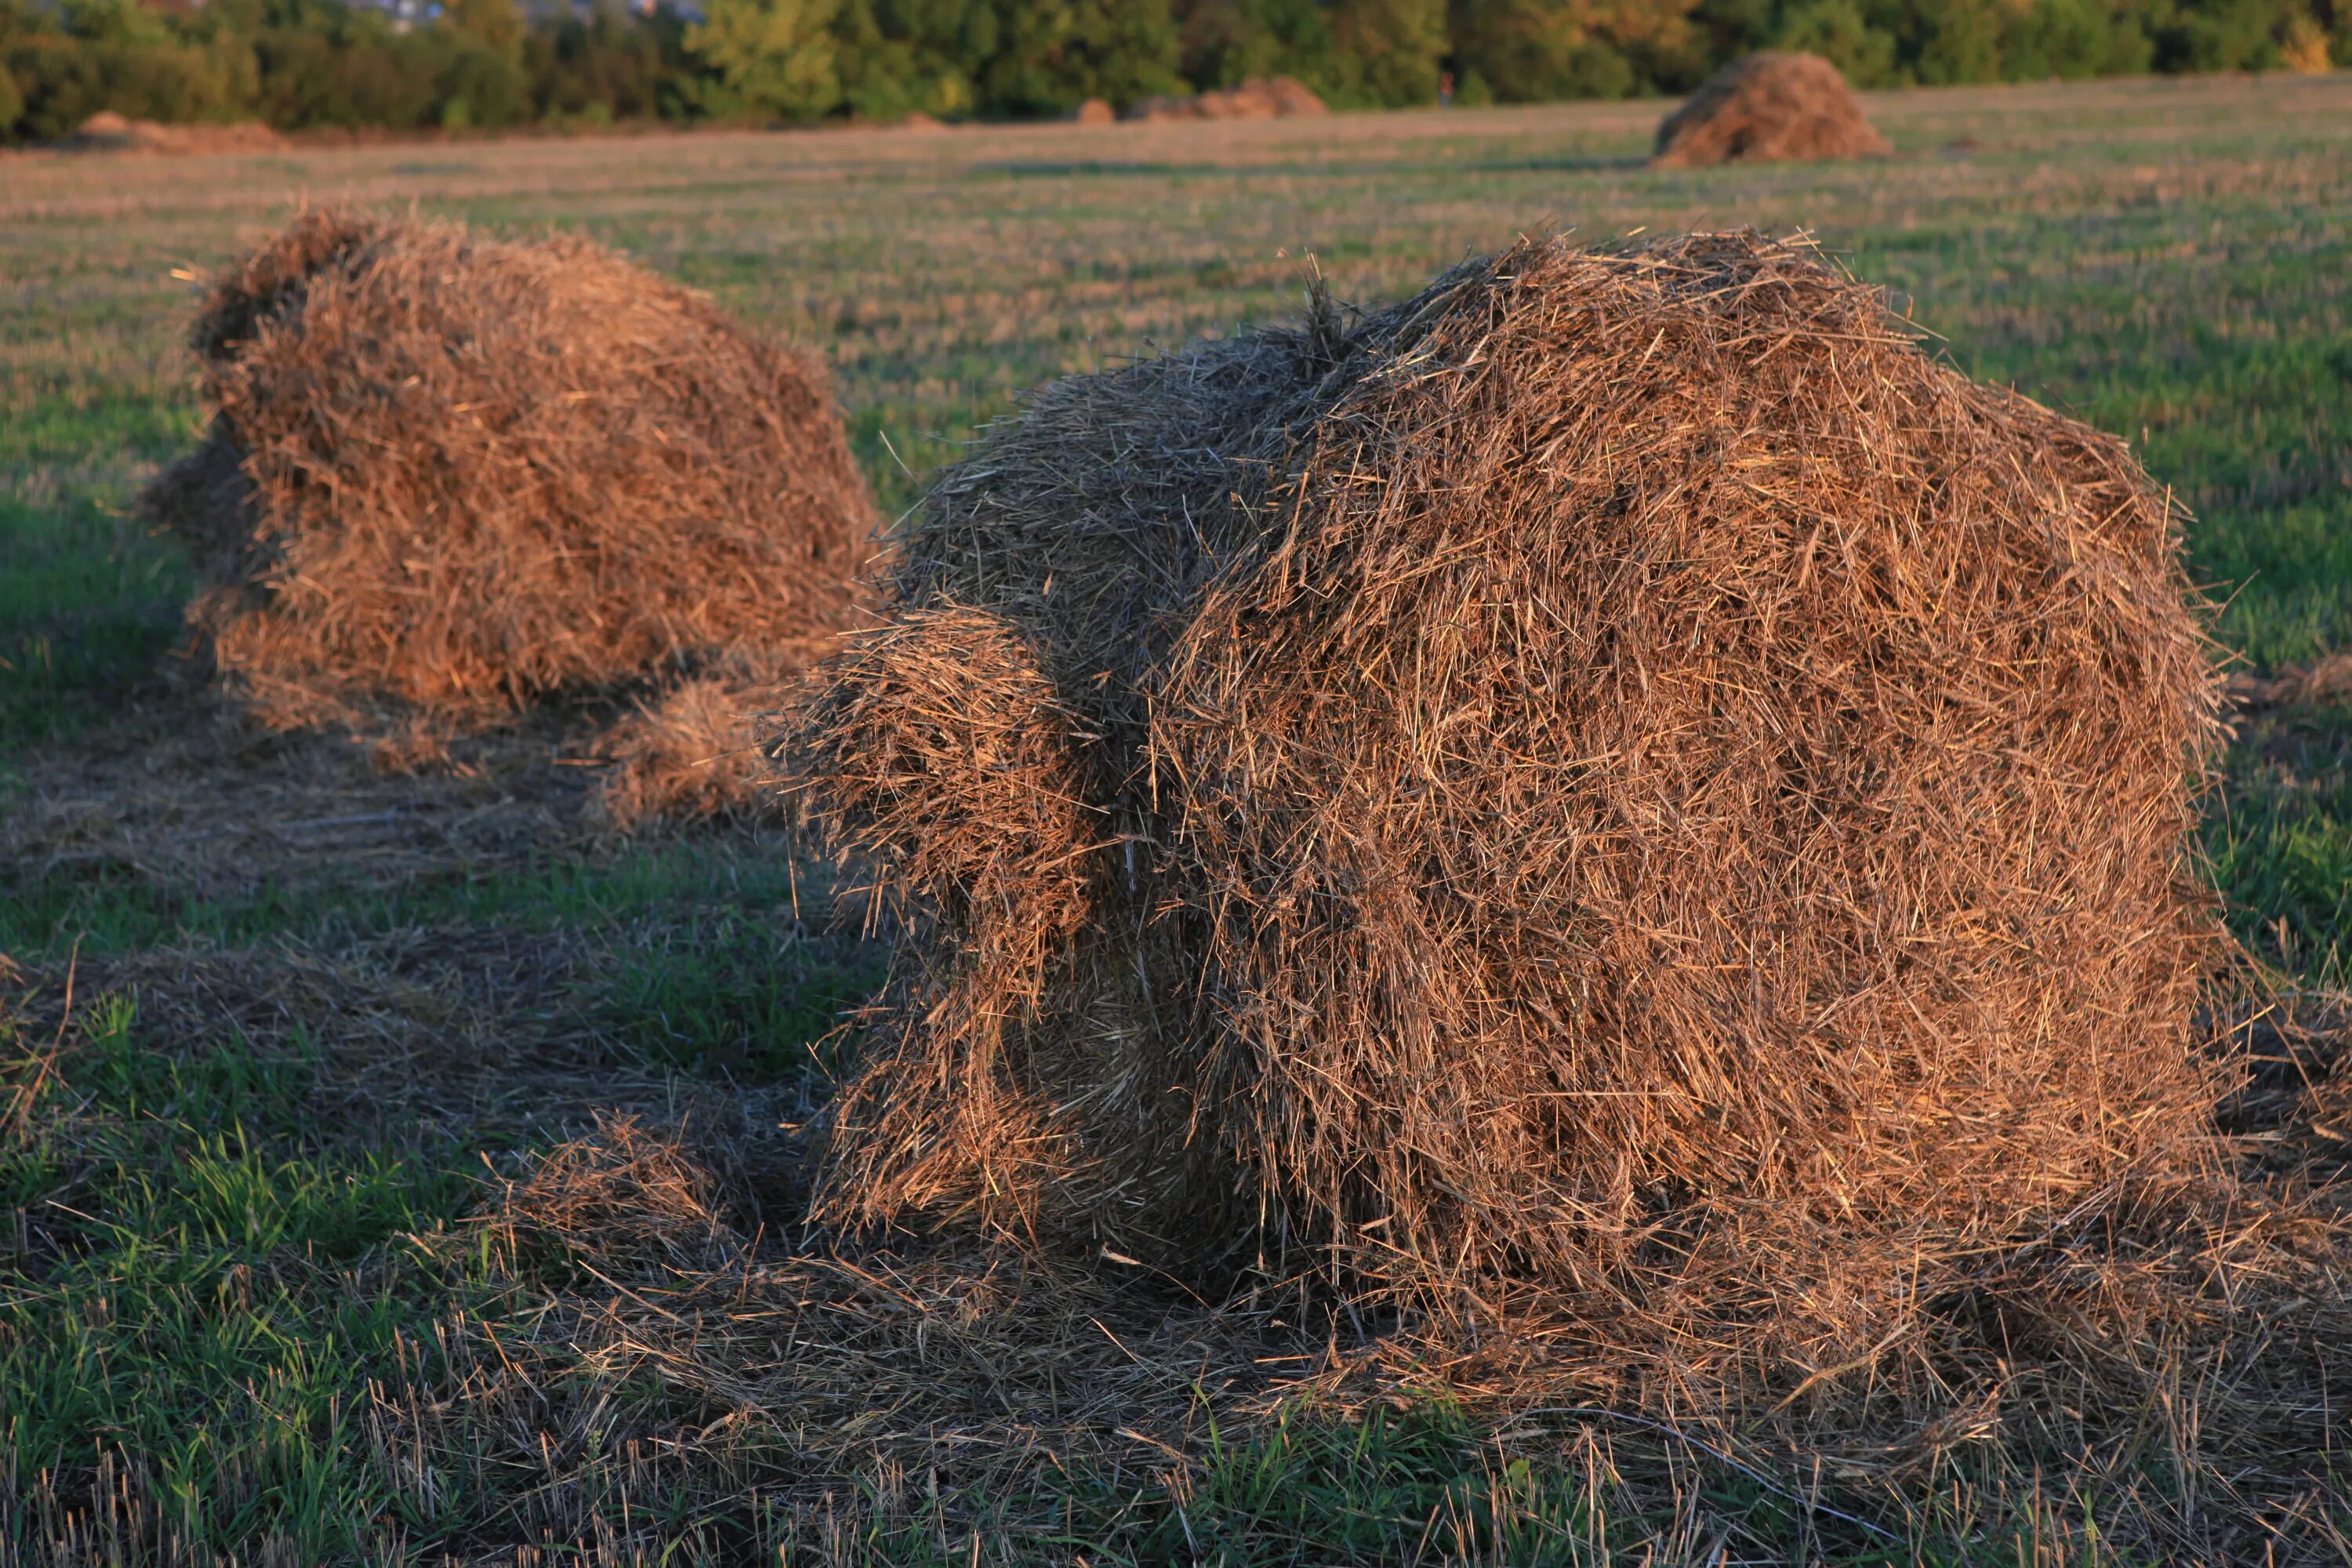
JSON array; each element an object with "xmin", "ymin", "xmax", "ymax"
[{"xmin": 4, "ymin": 73, "xmax": 2352, "ymax": 1564}]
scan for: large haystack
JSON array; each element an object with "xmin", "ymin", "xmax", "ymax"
[
  {"xmin": 143, "ymin": 209, "xmax": 874, "ymax": 808},
  {"xmin": 1653, "ymin": 52, "xmax": 1890, "ymax": 167},
  {"xmin": 790, "ymin": 232, "xmax": 2225, "ymax": 1373}
]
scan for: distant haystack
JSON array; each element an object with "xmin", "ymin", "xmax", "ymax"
[
  {"xmin": 1653, "ymin": 52, "xmax": 1890, "ymax": 167},
  {"xmin": 1123, "ymin": 76, "xmax": 1326, "ymax": 122},
  {"xmin": 143, "ymin": 209, "xmax": 874, "ymax": 820},
  {"xmin": 1070, "ymin": 99, "xmax": 1116, "ymax": 125},
  {"xmin": 66, "ymin": 111, "xmax": 289, "ymax": 154},
  {"xmin": 789, "ymin": 231, "xmax": 2223, "ymax": 1381}
]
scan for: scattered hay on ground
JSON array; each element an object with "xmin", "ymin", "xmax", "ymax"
[
  {"xmin": 2229, "ymin": 651, "xmax": 2352, "ymax": 709},
  {"xmin": 780, "ymin": 230, "xmax": 2350, "ymax": 1461},
  {"xmin": 60, "ymin": 111, "xmax": 289, "ymax": 154},
  {"xmin": 0, "ymin": 701, "xmax": 595, "ymax": 898},
  {"xmin": 1651, "ymin": 53, "xmax": 1890, "ymax": 167},
  {"xmin": 140, "ymin": 209, "xmax": 873, "ymax": 823},
  {"xmin": 595, "ymin": 659, "xmax": 802, "ymax": 831},
  {"xmin": 444, "ymin": 1087, "xmax": 2352, "ymax": 1560},
  {"xmin": 1123, "ymin": 76, "xmax": 1326, "ymax": 122}
]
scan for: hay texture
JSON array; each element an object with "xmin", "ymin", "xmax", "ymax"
[
  {"xmin": 594, "ymin": 658, "xmax": 802, "ymax": 829},
  {"xmin": 1652, "ymin": 52, "xmax": 1891, "ymax": 167},
  {"xmin": 791, "ymin": 231, "xmax": 2224, "ymax": 1368},
  {"xmin": 143, "ymin": 209, "xmax": 873, "ymax": 811}
]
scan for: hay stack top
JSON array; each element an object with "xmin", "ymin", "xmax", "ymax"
[
  {"xmin": 146, "ymin": 209, "xmax": 875, "ymax": 742},
  {"xmin": 794, "ymin": 230, "xmax": 2222, "ymax": 1360},
  {"xmin": 1653, "ymin": 52, "xmax": 1891, "ymax": 166}
]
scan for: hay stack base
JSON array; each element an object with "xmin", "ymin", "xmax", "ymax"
[
  {"xmin": 1653, "ymin": 53, "xmax": 1891, "ymax": 167},
  {"xmin": 143, "ymin": 209, "xmax": 874, "ymax": 825},
  {"xmin": 789, "ymin": 231, "xmax": 2224, "ymax": 1398}
]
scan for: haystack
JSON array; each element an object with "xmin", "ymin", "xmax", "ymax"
[
  {"xmin": 789, "ymin": 232, "xmax": 2224, "ymax": 1370},
  {"xmin": 1123, "ymin": 77, "xmax": 1326, "ymax": 122},
  {"xmin": 143, "ymin": 210, "xmax": 874, "ymax": 817},
  {"xmin": 1653, "ymin": 52, "xmax": 1890, "ymax": 167},
  {"xmin": 66, "ymin": 111, "xmax": 290, "ymax": 154}
]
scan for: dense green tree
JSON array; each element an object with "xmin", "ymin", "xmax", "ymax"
[
  {"xmin": 1450, "ymin": 0, "xmax": 1700, "ymax": 100},
  {"xmin": 689, "ymin": 0, "xmax": 843, "ymax": 118},
  {"xmin": 970, "ymin": 0, "xmax": 1183, "ymax": 114},
  {"xmin": 528, "ymin": 5, "xmax": 698, "ymax": 124},
  {"xmin": 1317, "ymin": 0, "xmax": 1446, "ymax": 104},
  {"xmin": 437, "ymin": 0, "xmax": 528, "ymax": 126},
  {"xmin": 1772, "ymin": 0, "xmax": 1896, "ymax": 82},
  {"xmin": 0, "ymin": 0, "xmax": 2344, "ymax": 143},
  {"xmin": 833, "ymin": 0, "xmax": 989, "ymax": 118},
  {"xmin": 1173, "ymin": 0, "xmax": 1339, "ymax": 89},
  {"xmin": 2, "ymin": 0, "xmax": 256, "ymax": 136},
  {"xmin": 2159, "ymin": 0, "xmax": 2304, "ymax": 67}
]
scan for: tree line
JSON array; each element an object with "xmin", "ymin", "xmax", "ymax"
[{"xmin": 2, "ymin": 0, "xmax": 2343, "ymax": 143}]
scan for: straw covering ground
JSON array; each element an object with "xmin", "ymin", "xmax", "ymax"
[
  {"xmin": 1652, "ymin": 53, "xmax": 1891, "ymax": 167},
  {"xmin": 141, "ymin": 209, "xmax": 873, "ymax": 818},
  {"xmin": 797, "ymin": 230, "xmax": 2245, "ymax": 1390}
]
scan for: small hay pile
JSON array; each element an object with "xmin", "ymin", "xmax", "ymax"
[
  {"xmin": 593, "ymin": 654, "xmax": 809, "ymax": 829},
  {"xmin": 1652, "ymin": 52, "xmax": 1890, "ymax": 167},
  {"xmin": 789, "ymin": 231, "xmax": 2230, "ymax": 1392},
  {"xmin": 143, "ymin": 209, "xmax": 875, "ymax": 823},
  {"xmin": 1124, "ymin": 76, "xmax": 1327, "ymax": 122},
  {"xmin": 2228, "ymin": 651, "xmax": 2352, "ymax": 710},
  {"xmin": 64, "ymin": 110, "xmax": 290, "ymax": 154}
]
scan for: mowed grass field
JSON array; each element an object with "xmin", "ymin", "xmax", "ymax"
[{"xmin": 2, "ymin": 73, "xmax": 2351, "ymax": 1564}]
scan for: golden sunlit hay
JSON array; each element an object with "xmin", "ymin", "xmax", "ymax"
[
  {"xmin": 1653, "ymin": 53, "xmax": 1892, "ymax": 168},
  {"xmin": 788, "ymin": 230, "xmax": 2243, "ymax": 1399},
  {"xmin": 141, "ymin": 209, "xmax": 875, "ymax": 821},
  {"xmin": 592, "ymin": 656, "xmax": 808, "ymax": 832}
]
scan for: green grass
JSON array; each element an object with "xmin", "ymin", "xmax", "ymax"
[
  {"xmin": 4, "ymin": 72, "xmax": 2352, "ymax": 1563},
  {"xmin": 0, "ymin": 837, "xmax": 806, "ymax": 956},
  {"xmin": 0, "ymin": 994, "xmax": 489, "ymax": 1560}
]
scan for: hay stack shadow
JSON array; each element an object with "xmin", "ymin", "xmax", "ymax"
[
  {"xmin": 785, "ymin": 230, "xmax": 2265, "ymax": 1402},
  {"xmin": 1652, "ymin": 52, "xmax": 1891, "ymax": 167},
  {"xmin": 142, "ymin": 209, "xmax": 877, "ymax": 829}
]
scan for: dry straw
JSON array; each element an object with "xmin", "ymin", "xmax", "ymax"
[
  {"xmin": 143, "ymin": 209, "xmax": 874, "ymax": 818},
  {"xmin": 789, "ymin": 230, "xmax": 2238, "ymax": 1397},
  {"xmin": 1652, "ymin": 52, "xmax": 1893, "ymax": 167}
]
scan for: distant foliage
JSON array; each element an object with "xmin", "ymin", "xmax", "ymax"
[
  {"xmin": 0, "ymin": 0, "xmax": 2343, "ymax": 140},
  {"xmin": 690, "ymin": 0, "xmax": 843, "ymax": 119}
]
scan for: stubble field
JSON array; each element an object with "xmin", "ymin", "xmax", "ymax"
[{"xmin": 3, "ymin": 72, "xmax": 2351, "ymax": 1564}]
